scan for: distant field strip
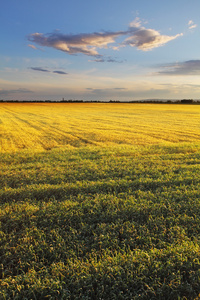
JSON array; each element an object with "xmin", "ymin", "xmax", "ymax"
[{"xmin": 1, "ymin": 103, "xmax": 200, "ymax": 151}]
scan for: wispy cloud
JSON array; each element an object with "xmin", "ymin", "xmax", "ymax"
[
  {"xmin": 89, "ymin": 57, "xmax": 125, "ymax": 63},
  {"xmin": 0, "ymin": 88, "xmax": 33, "ymax": 96},
  {"xmin": 86, "ymin": 87, "xmax": 127, "ymax": 94},
  {"xmin": 129, "ymin": 17, "xmax": 142, "ymax": 28},
  {"xmin": 28, "ymin": 44, "xmax": 44, "ymax": 51},
  {"xmin": 30, "ymin": 67, "xmax": 68, "ymax": 75},
  {"xmin": 30, "ymin": 67, "xmax": 50, "ymax": 72},
  {"xmin": 85, "ymin": 86, "xmax": 171, "ymax": 99},
  {"xmin": 156, "ymin": 60, "xmax": 200, "ymax": 75},
  {"xmin": 188, "ymin": 20, "xmax": 197, "ymax": 30},
  {"xmin": 28, "ymin": 44, "xmax": 37, "ymax": 50},
  {"xmin": 27, "ymin": 18, "xmax": 183, "ymax": 57},
  {"xmin": 53, "ymin": 70, "xmax": 68, "ymax": 74}
]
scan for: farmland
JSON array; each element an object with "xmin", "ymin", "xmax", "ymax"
[
  {"xmin": 1, "ymin": 102, "xmax": 200, "ymax": 152},
  {"xmin": 0, "ymin": 103, "xmax": 200, "ymax": 299}
]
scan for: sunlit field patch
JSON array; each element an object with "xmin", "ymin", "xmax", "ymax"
[
  {"xmin": 0, "ymin": 102, "xmax": 200, "ymax": 151},
  {"xmin": 0, "ymin": 103, "xmax": 200, "ymax": 299}
]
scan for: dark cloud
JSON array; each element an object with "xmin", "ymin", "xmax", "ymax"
[
  {"xmin": 27, "ymin": 18, "xmax": 182, "ymax": 57},
  {"xmin": 156, "ymin": 60, "xmax": 200, "ymax": 75},
  {"xmin": 30, "ymin": 67, "xmax": 50, "ymax": 72},
  {"xmin": 53, "ymin": 70, "xmax": 68, "ymax": 74},
  {"xmin": 30, "ymin": 67, "xmax": 68, "ymax": 75}
]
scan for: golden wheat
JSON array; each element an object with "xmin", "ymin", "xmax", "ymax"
[{"xmin": 0, "ymin": 102, "xmax": 200, "ymax": 152}]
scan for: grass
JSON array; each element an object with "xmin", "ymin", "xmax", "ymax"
[{"xmin": 0, "ymin": 103, "xmax": 200, "ymax": 299}]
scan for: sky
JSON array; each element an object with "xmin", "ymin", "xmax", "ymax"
[{"xmin": 1, "ymin": 0, "xmax": 200, "ymax": 101}]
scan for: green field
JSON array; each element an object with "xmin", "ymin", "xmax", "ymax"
[{"xmin": 0, "ymin": 103, "xmax": 200, "ymax": 299}]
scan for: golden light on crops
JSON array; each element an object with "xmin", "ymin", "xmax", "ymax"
[{"xmin": 1, "ymin": 103, "xmax": 200, "ymax": 152}]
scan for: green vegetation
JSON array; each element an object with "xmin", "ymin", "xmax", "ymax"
[{"xmin": 1, "ymin": 143, "xmax": 200, "ymax": 299}]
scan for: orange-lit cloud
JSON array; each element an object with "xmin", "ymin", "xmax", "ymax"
[
  {"xmin": 125, "ymin": 19, "xmax": 183, "ymax": 51},
  {"xmin": 28, "ymin": 31, "xmax": 123, "ymax": 57},
  {"xmin": 125, "ymin": 29, "xmax": 182, "ymax": 51},
  {"xmin": 27, "ymin": 18, "xmax": 183, "ymax": 58},
  {"xmin": 28, "ymin": 44, "xmax": 37, "ymax": 50}
]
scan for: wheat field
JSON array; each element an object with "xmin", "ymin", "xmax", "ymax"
[
  {"xmin": 1, "ymin": 102, "xmax": 200, "ymax": 299},
  {"xmin": 1, "ymin": 102, "xmax": 200, "ymax": 152}
]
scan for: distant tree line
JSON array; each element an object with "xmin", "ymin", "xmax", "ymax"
[{"xmin": 0, "ymin": 99, "xmax": 199, "ymax": 104}]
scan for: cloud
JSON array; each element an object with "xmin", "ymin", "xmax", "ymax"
[
  {"xmin": 27, "ymin": 18, "xmax": 183, "ymax": 57},
  {"xmin": 89, "ymin": 57, "xmax": 125, "ymax": 63},
  {"xmin": 188, "ymin": 20, "xmax": 197, "ymax": 30},
  {"xmin": 28, "ymin": 44, "xmax": 37, "ymax": 50},
  {"xmin": 107, "ymin": 58, "xmax": 125, "ymax": 63},
  {"xmin": 129, "ymin": 17, "xmax": 142, "ymax": 28},
  {"xmin": 30, "ymin": 67, "xmax": 50, "ymax": 72},
  {"xmin": 53, "ymin": 70, "xmax": 68, "ymax": 74},
  {"xmin": 86, "ymin": 87, "xmax": 127, "ymax": 94},
  {"xmin": 84, "ymin": 86, "xmax": 171, "ymax": 100},
  {"xmin": 161, "ymin": 83, "xmax": 200, "ymax": 89},
  {"xmin": 0, "ymin": 88, "xmax": 33, "ymax": 96},
  {"xmin": 28, "ymin": 44, "xmax": 44, "ymax": 51},
  {"xmin": 90, "ymin": 58, "xmax": 105, "ymax": 62},
  {"xmin": 28, "ymin": 31, "xmax": 123, "ymax": 57},
  {"xmin": 30, "ymin": 67, "xmax": 68, "ymax": 75},
  {"xmin": 156, "ymin": 60, "xmax": 200, "ymax": 75},
  {"xmin": 125, "ymin": 20, "xmax": 183, "ymax": 51}
]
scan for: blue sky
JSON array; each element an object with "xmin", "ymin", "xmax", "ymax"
[{"xmin": 1, "ymin": 0, "xmax": 200, "ymax": 100}]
